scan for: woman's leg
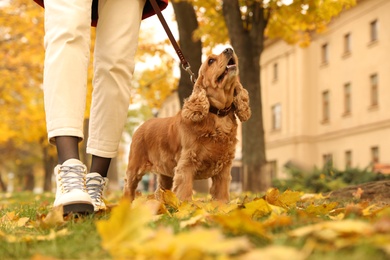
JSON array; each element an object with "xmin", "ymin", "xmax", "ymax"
[
  {"xmin": 43, "ymin": 0, "xmax": 92, "ymax": 146},
  {"xmin": 43, "ymin": 0, "xmax": 94, "ymax": 214},
  {"xmin": 87, "ymin": 0, "xmax": 145, "ymax": 165},
  {"xmin": 86, "ymin": 0, "xmax": 145, "ymax": 211}
]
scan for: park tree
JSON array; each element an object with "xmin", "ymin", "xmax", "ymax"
[
  {"xmin": 0, "ymin": 0, "xmax": 51, "ymax": 191},
  {"xmin": 169, "ymin": 0, "xmax": 356, "ymax": 192}
]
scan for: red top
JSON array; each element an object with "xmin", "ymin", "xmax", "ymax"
[{"xmin": 33, "ymin": 0, "xmax": 169, "ymax": 26}]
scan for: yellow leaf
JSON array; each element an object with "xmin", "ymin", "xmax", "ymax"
[
  {"xmin": 212, "ymin": 211, "xmax": 270, "ymax": 239},
  {"xmin": 173, "ymin": 201, "xmax": 198, "ymax": 219},
  {"xmin": 17, "ymin": 217, "xmax": 29, "ymax": 227},
  {"xmin": 96, "ymin": 198, "xmax": 157, "ymax": 257},
  {"xmin": 352, "ymin": 187, "xmax": 364, "ymax": 199},
  {"xmin": 304, "ymin": 201, "xmax": 339, "ymax": 216},
  {"xmin": 0, "ymin": 211, "xmax": 17, "ymax": 223},
  {"xmin": 239, "ymin": 245, "xmax": 306, "ymax": 260},
  {"xmin": 289, "ymin": 219, "xmax": 372, "ymax": 240},
  {"xmin": 138, "ymin": 227, "xmax": 251, "ymax": 259},
  {"xmin": 263, "ymin": 214, "xmax": 293, "ymax": 229},
  {"xmin": 157, "ymin": 189, "xmax": 181, "ymax": 210},
  {"xmin": 179, "ymin": 214, "xmax": 206, "ymax": 229},
  {"xmin": 300, "ymin": 193, "xmax": 330, "ymax": 201},
  {"xmin": 241, "ymin": 199, "xmax": 272, "ymax": 218},
  {"xmin": 30, "ymin": 254, "xmax": 58, "ymax": 260},
  {"xmin": 265, "ymin": 189, "xmax": 301, "ymax": 209},
  {"xmin": 132, "ymin": 196, "xmax": 168, "ymax": 216},
  {"xmin": 0, "ymin": 211, "xmax": 29, "ymax": 228},
  {"xmin": 36, "ymin": 206, "xmax": 65, "ymax": 229}
]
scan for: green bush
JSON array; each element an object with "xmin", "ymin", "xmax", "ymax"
[{"xmin": 272, "ymin": 163, "xmax": 390, "ymax": 193}]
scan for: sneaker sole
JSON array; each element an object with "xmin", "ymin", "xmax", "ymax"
[{"xmin": 63, "ymin": 203, "xmax": 94, "ymax": 215}]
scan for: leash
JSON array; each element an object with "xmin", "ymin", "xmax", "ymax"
[{"xmin": 149, "ymin": 0, "xmax": 197, "ymax": 83}]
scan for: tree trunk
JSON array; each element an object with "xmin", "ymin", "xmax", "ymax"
[
  {"xmin": 222, "ymin": 0, "xmax": 269, "ymax": 192},
  {"xmin": 0, "ymin": 172, "xmax": 6, "ymax": 191},
  {"xmin": 24, "ymin": 168, "xmax": 35, "ymax": 191},
  {"xmin": 171, "ymin": 0, "xmax": 202, "ymax": 106},
  {"xmin": 107, "ymin": 156, "xmax": 120, "ymax": 191}
]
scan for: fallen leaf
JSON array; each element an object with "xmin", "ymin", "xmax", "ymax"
[
  {"xmin": 30, "ymin": 254, "xmax": 58, "ymax": 260},
  {"xmin": 373, "ymin": 216, "xmax": 390, "ymax": 233},
  {"xmin": 212, "ymin": 210, "xmax": 270, "ymax": 239},
  {"xmin": 300, "ymin": 193, "xmax": 330, "ymax": 201},
  {"xmin": 289, "ymin": 219, "xmax": 373, "ymax": 241},
  {"xmin": 352, "ymin": 187, "xmax": 364, "ymax": 199},
  {"xmin": 179, "ymin": 214, "xmax": 206, "ymax": 229},
  {"xmin": 238, "ymin": 245, "xmax": 305, "ymax": 260},
  {"xmin": 36, "ymin": 206, "xmax": 65, "ymax": 229},
  {"xmin": 240, "ymin": 198, "xmax": 272, "ymax": 219},
  {"xmin": 17, "ymin": 217, "xmax": 29, "ymax": 227},
  {"xmin": 156, "ymin": 189, "xmax": 181, "ymax": 210},
  {"xmin": 263, "ymin": 214, "xmax": 293, "ymax": 229},
  {"xmin": 304, "ymin": 201, "xmax": 338, "ymax": 216},
  {"xmin": 138, "ymin": 227, "xmax": 251, "ymax": 259},
  {"xmin": 96, "ymin": 198, "xmax": 157, "ymax": 257},
  {"xmin": 0, "ymin": 211, "xmax": 17, "ymax": 223},
  {"xmin": 0, "ymin": 211, "xmax": 30, "ymax": 228},
  {"xmin": 265, "ymin": 189, "xmax": 301, "ymax": 209}
]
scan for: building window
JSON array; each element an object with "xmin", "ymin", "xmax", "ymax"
[
  {"xmin": 345, "ymin": 150, "xmax": 352, "ymax": 169},
  {"xmin": 268, "ymin": 160, "xmax": 277, "ymax": 180},
  {"xmin": 370, "ymin": 19, "xmax": 378, "ymax": 42},
  {"xmin": 321, "ymin": 43, "xmax": 329, "ymax": 64},
  {"xmin": 371, "ymin": 146, "xmax": 379, "ymax": 164},
  {"xmin": 344, "ymin": 33, "xmax": 351, "ymax": 54},
  {"xmin": 322, "ymin": 90, "xmax": 330, "ymax": 122},
  {"xmin": 370, "ymin": 74, "xmax": 378, "ymax": 107},
  {"xmin": 323, "ymin": 153, "xmax": 333, "ymax": 167},
  {"xmin": 271, "ymin": 103, "xmax": 281, "ymax": 130},
  {"xmin": 343, "ymin": 82, "xmax": 351, "ymax": 115},
  {"xmin": 273, "ymin": 63, "xmax": 278, "ymax": 81}
]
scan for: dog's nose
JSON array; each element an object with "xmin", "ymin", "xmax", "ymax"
[{"xmin": 223, "ymin": 48, "xmax": 234, "ymax": 55}]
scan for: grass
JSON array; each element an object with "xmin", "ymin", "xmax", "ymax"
[
  {"xmin": 0, "ymin": 190, "xmax": 389, "ymax": 259},
  {"xmin": 0, "ymin": 192, "xmax": 110, "ymax": 259}
]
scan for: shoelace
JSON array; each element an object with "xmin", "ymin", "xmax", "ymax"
[
  {"xmin": 86, "ymin": 176, "xmax": 104, "ymax": 203},
  {"xmin": 58, "ymin": 165, "xmax": 86, "ymax": 192}
]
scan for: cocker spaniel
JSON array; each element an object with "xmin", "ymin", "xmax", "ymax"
[{"xmin": 123, "ymin": 48, "xmax": 251, "ymax": 202}]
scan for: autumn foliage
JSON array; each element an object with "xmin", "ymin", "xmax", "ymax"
[{"xmin": 1, "ymin": 189, "xmax": 389, "ymax": 259}]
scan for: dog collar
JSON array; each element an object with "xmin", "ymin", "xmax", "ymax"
[{"xmin": 209, "ymin": 104, "xmax": 235, "ymax": 117}]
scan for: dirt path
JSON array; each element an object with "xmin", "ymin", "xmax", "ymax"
[{"xmin": 327, "ymin": 180, "xmax": 390, "ymax": 206}]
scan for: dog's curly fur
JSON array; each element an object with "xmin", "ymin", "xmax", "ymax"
[{"xmin": 123, "ymin": 48, "xmax": 251, "ymax": 202}]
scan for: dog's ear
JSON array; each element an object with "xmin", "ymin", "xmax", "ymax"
[
  {"xmin": 233, "ymin": 81, "xmax": 251, "ymax": 122},
  {"xmin": 182, "ymin": 80, "xmax": 210, "ymax": 122}
]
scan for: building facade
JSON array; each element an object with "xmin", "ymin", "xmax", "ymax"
[{"xmin": 261, "ymin": 0, "xmax": 390, "ymax": 178}]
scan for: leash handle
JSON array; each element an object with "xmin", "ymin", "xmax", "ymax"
[{"xmin": 149, "ymin": 0, "xmax": 197, "ymax": 83}]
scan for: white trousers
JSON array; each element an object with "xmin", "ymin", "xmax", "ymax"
[{"xmin": 43, "ymin": 0, "xmax": 145, "ymax": 158}]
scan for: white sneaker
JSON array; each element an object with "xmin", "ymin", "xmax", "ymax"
[
  {"xmin": 86, "ymin": 173, "xmax": 108, "ymax": 212},
  {"xmin": 53, "ymin": 159, "xmax": 94, "ymax": 214}
]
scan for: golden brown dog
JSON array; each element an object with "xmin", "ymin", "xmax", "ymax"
[{"xmin": 123, "ymin": 48, "xmax": 251, "ymax": 202}]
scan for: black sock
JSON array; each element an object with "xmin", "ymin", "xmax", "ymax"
[{"xmin": 55, "ymin": 136, "xmax": 80, "ymax": 164}]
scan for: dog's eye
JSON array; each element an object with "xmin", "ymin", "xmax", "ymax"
[{"xmin": 208, "ymin": 58, "xmax": 215, "ymax": 65}]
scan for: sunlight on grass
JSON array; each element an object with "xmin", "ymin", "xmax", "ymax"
[{"xmin": 0, "ymin": 190, "xmax": 389, "ymax": 259}]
